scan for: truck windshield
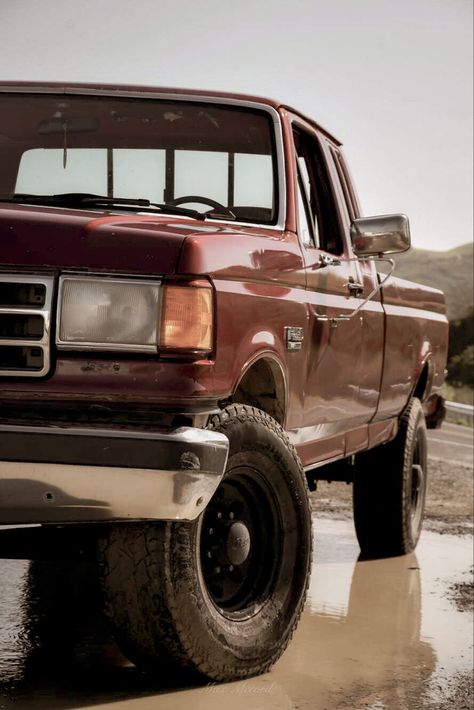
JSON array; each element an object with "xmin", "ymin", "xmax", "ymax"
[{"xmin": 0, "ymin": 93, "xmax": 277, "ymax": 224}]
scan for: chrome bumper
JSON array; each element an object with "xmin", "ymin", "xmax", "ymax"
[{"xmin": 0, "ymin": 424, "xmax": 229, "ymax": 524}]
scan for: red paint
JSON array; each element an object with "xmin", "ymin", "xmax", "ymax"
[{"xmin": 0, "ymin": 83, "xmax": 448, "ymax": 469}]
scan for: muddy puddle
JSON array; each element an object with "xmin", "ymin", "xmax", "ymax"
[{"xmin": 0, "ymin": 518, "xmax": 472, "ymax": 709}]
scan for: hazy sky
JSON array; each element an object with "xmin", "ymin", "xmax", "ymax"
[{"xmin": 0, "ymin": 0, "xmax": 472, "ymax": 251}]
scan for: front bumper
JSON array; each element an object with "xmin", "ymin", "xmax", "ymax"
[{"xmin": 0, "ymin": 423, "xmax": 229, "ymax": 524}]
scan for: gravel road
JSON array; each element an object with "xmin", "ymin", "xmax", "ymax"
[{"xmin": 315, "ymin": 424, "xmax": 473, "ymax": 537}]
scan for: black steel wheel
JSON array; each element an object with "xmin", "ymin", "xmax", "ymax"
[
  {"xmin": 200, "ymin": 469, "xmax": 282, "ymax": 617},
  {"xmin": 98, "ymin": 405, "xmax": 312, "ymax": 682},
  {"xmin": 353, "ymin": 397, "xmax": 428, "ymax": 558}
]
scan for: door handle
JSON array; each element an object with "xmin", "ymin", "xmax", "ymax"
[
  {"xmin": 317, "ymin": 256, "xmax": 396, "ymax": 324},
  {"xmin": 319, "ymin": 254, "xmax": 341, "ymax": 267},
  {"xmin": 347, "ymin": 276, "xmax": 364, "ymax": 297}
]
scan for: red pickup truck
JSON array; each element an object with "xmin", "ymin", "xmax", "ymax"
[{"xmin": 0, "ymin": 83, "xmax": 448, "ymax": 682}]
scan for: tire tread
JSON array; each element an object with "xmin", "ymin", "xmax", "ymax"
[
  {"xmin": 353, "ymin": 398, "xmax": 427, "ymax": 557},
  {"xmin": 98, "ymin": 405, "xmax": 312, "ymax": 681}
]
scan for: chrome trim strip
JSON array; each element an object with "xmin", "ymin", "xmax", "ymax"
[
  {"xmin": 0, "ymin": 273, "xmax": 54, "ymax": 377},
  {"xmin": 0, "ymin": 87, "xmax": 286, "ymax": 231}
]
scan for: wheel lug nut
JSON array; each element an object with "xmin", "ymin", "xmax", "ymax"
[
  {"xmin": 206, "ymin": 551, "xmax": 212, "ymax": 559},
  {"xmin": 229, "ymin": 512, "xmax": 235, "ymax": 520},
  {"xmin": 214, "ymin": 566, "xmax": 221, "ymax": 574},
  {"xmin": 228, "ymin": 565, "xmax": 234, "ymax": 572},
  {"xmin": 208, "ymin": 528, "xmax": 214, "ymax": 535},
  {"xmin": 217, "ymin": 512, "xmax": 223, "ymax": 520}
]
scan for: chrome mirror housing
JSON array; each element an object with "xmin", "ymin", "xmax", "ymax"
[{"xmin": 350, "ymin": 214, "xmax": 411, "ymax": 257}]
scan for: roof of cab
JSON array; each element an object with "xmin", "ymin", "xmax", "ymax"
[{"xmin": 0, "ymin": 80, "xmax": 342, "ymax": 146}]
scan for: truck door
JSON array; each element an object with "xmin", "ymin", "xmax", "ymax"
[
  {"xmin": 327, "ymin": 145, "xmax": 385, "ymax": 429},
  {"xmin": 290, "ymin": 122, "xmax": 383, "ymax": 461}
]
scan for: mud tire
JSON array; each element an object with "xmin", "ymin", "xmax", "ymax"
[
  {"xmin": 353, "ymin": 398, "xmax": 428, "ymax": 558},
  {"xmin": 98, "ymin": 404, "xmax": 312, "ymax": 682}
]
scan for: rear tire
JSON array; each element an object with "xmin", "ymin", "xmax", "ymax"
[
  {"xmin": 353, "ymin": 398, "xmax": 428, "ymax": 558},
  {"xmin": 98, "ymin": 405, "xmax": 312, "ymax": 681}
]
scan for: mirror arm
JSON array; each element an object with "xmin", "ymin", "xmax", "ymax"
[{"xmin": 316, "ymin": 256, "xmax": 395, "ymax": 327}]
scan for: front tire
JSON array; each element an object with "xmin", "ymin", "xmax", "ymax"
[
  {"xmin": 353, "ymin": 397, "xmax": 428, "ymax": 558},
  {"xmin": 98, "ymin": 405, "xmax": 312, "ymax": 681}
]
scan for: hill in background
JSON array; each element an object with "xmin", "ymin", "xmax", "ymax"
[{"xmin": 394, "ymin": 243, "xmax": 473, "ymax": 319}]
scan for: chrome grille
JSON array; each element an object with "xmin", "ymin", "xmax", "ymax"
[{"xmin": 0, "ymin": 274, "xmax": 54, "ymax": 377}]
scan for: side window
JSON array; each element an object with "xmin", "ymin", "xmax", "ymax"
[
  {"xmin": 296, "ymin": 177, "xmax": 313, "ymax": 246},
  {"xmin": 292, "ymin": 128, "xmax": 342, "ymax": 255},
  {"xmin": 330, "ymin": 147, "xmax": 359, "ymax": 221},
  {"xmin": 296, "ymin": 158, "xmax": 319, "ymax": 247}
]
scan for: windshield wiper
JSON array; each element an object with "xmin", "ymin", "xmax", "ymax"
[{"xmin": 0, "ymin": 193, "xmax": 207, "ymax": 221}]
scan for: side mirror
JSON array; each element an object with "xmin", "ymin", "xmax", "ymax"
[{"xmin": 350, "ymin": 214, "xmax": 411, "ymax": 257}]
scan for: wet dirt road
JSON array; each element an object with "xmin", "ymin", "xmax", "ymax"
[{"xmin": 0, "ymin": 518, "xmax": 472, "ymax": 710}]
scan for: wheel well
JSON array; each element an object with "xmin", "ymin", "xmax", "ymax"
[
  {"xmin": 232, "ymin": 358, "xmax": 286, "ymax": 425},
  {"xmin": 413, "ymin": 363, "xmax": 430, "ymax": 402}
]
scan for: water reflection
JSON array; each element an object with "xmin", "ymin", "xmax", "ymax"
[
  {"xmin": 0, "ymin": 524, "xmax": 442, "ymax": 709},
  {"xmin": 1, "ymin": 558, "xmax": 181, "ymax": 707},
  {"xmin": 0, "ymin": 560, "xmax": 29, "ymax": 686},
  {"xmin": 278, "ymin": 547, "xmax": 435, "ymax": 709}
]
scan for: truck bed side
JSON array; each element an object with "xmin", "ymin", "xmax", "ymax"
[{"xmin": 376, "ymin": 275, "xmax": 448, "ymax": 422}]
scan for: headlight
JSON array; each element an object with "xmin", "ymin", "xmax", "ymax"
[
  {"xmin": 56, "ymin": 276, "xmax": 161, "ymax": 352},
  {"xmin": 56, "ymin": 275, "xmax": 214, "ymax": 354}
]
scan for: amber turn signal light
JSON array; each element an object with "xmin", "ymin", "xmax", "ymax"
[{"xmin": 159, "ymin": 282, "xmax": 213, "ymax": 352}]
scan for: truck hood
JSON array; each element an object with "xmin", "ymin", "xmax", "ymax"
[{"xmin": 0, "ymin": 203, "xmax": 223, "ymax": 275}]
